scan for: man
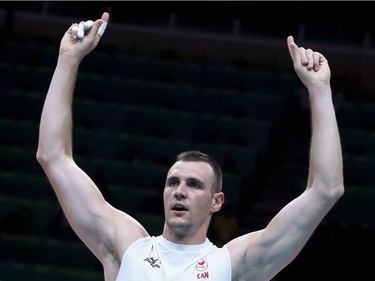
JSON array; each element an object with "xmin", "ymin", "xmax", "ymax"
[{"xmin": 37, "ymin": 12, "xmax": 344, "ymax": 281}]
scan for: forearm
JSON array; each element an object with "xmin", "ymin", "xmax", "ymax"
[
  {"xmin": 37, "ymin": 55, "xmax": 80, "ymax": 163},
  {"xmin": 307, "ymin": 84, "xmax": 344, "ymax": 194}
]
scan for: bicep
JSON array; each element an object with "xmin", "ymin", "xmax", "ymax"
[
  {"xmin": 43, "ymin": 158, "xmax": 108, "ymax": 229},
  {"xmin": 41, "ymin": 157, "xmax": 148, "ymax": 261},
  {"xmin": 228, "ymin": 188, "xmax": 334, "ymax": 281}
]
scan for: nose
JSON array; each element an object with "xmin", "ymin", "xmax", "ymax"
[{"xmin": 174, "ymin": 182, "xmax": 187, "ymax": 199}]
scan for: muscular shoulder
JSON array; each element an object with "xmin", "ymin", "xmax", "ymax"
[
  {"xmin": 225, "ymin": 231, "xmax": 264, "ymax": 280},
  {"xmin": 99, "ymin": 208, "xmax": 149, "ymax": 265}
]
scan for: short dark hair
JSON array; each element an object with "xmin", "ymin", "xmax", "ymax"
[{"xmin": 176, "ymin": 151, "xmax": 223, "ymax": 193}]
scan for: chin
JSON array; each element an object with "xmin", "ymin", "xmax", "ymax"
[{"xmin": 166, "ymin": 218, "xmax": 190, "ymax": 231}]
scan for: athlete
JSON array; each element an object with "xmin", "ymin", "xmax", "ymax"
[{"xmin": 37, "ymin": 12, "xmax": 344, "ymax": 281}]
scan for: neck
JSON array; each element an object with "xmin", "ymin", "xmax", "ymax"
[{"xmin": 162, "ymin": 224, "xmax": 208, "ymax": 245}]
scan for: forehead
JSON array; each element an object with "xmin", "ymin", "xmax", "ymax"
[{"xmin": 167, "ymin": 161, "xmax": 214, "ymax": 182}]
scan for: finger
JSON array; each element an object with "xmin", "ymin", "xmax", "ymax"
[
  {"xmin": 77, "ymin": 20, "xmax": 98, "ymax": 40},
  {"xmin": 101, "ymin": 12, "xmax": 110, "ymax": 22},
  {"xmin": 313, "ymin": 51, "xmax": 326, "ymax": 72},
  {"xmin": 77, "ymin": 21, "xmax": 85, "ymax": 39},
  {"xmin": 298, "ymin": 47, "xmax": 308, "ymax": 66},
  {"xmin": 287, "ymin": 35, "xmax": 296, "ymax": 59},
  {"xmin": 287, "ymin": 37, "xmax": 302, "ymax": 65},
  {"xmin": 72, "ymin": 25, "xmax": 79, "ymax": 33},
  {"xmin": 304, "ymin": 48, "xmax": 314, "ymax": 70},
  {"xmin": 68, "ymin": 23, "xmax": 79, "ymax": 39},
  {"xmin": 83, "ymin": 20, "xmax": 94, "ymax": 31},
  {"xmin": 97, "ymin": 21, "xmax": 107, "ymax": 36},
  {"xmin": 98, "ymin": 12, "xmax": 110, "ymax": 36},
  {"xmin": 312, "ymin": 52, "xmax": 318, "ymax": 71}
]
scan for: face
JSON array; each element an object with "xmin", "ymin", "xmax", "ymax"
[{"xmin": 163, "ymin": 160, "xmax": 223, "ymax": 236}]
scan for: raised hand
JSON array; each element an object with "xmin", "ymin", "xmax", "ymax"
[{"xmin": 287, "ymin": 35, "xmax": 330, "ymax": 89}]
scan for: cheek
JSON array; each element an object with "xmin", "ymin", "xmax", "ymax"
[
  {"xmin": 163, "ymin": 191, "xmax": 169, "ymax": 212},
  {"xmin": 163, "ymin": 187, "xmax": 175, "ymax": 203},
  {"xmin": 195, "ymin": 196, "xmax": 214, "ymax": 213},
  {"xmin": 163, "ymin": 189, "xmax": 169, "ymax": 202}
]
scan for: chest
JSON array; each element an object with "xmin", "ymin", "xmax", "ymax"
[{"xmin": 116, "ymin": 241, "xmax": 231, "ymax": 281}]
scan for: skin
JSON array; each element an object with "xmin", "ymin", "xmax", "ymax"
[
  {"xmin": 163, "ymin": 161, "xmax": 224, "ymax": 244},
  {"xmin": 37, "ymin": 12, "xmax": 344, "ymax": 281}
]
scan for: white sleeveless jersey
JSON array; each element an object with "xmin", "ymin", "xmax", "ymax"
[{"xmin": 115, "ymin": 235, "xmax": 231, "ymax": 281}]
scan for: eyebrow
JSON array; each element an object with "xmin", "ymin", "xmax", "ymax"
[{"xmin": 167, "ymin": 176, "xmax": 205, "ymax": 186}]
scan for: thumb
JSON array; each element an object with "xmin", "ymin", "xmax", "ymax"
[{"xmin": 287, "ymin": 36, "xmax": 300, "ymax": 62}]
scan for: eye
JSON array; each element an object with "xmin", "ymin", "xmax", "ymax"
[
  {"xmin": 167, "ymin": 178, "xmax": 179, "ymax": 187},
  {"xmin": 187, "ymin": 180, "xmax": 202, "ymax": 189}
]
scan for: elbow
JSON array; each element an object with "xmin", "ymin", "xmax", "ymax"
[
  {"xmin": 331, "ymin": 182, "xmax": 345, "ymax": 202},
  {"xmin": 36, "ymin": 148, "xmax": 45, "ymax": 164},
  {"xmin": 36, "ymin": 146, "xmax": 66, "ymax": 168},
  {"xmin": 331, "ymin": 172, "xmax": 345, "ymax": 200},
  {"xmin": 324, "ymin": 180, "xmax": 345, "ymax": 204},
  {"xmin": 312, "ymin": 177, "xmax": 345, "ymax": 203},
  {"xmin": 337, "ymin": 182, "xmax": 345, "ymax": 198},
  {"xmin": 317, "ymin": 170, "xmax": 345, "ymax": 202},
  {"xmin": 36, "ymin": 147, "xmax": 51, "ymax": 168}
]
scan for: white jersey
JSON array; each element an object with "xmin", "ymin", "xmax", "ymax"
[{"xmin": 115, "ymin": 235, "xmax": 231, "ymax": 281}]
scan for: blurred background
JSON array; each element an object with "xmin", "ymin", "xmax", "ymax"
[{"xmin": 0, "ymin": 1, "xmax": 374, "ymax": 280}]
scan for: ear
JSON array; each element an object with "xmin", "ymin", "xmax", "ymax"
[{"xmin": 211, "ymin": 192, "xmax": 225, "ymax": 213}]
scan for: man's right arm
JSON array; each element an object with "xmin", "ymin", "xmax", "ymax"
[{"xmin": 36, "ymin": 13, "xmax": 148, "ymax": 267}]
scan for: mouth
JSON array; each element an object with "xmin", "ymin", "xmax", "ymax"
[{"xmin": 171, "ymin": 203, "xmax": 188, "ymax": 214}]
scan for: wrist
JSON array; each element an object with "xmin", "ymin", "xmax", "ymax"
[{"xmin": 57, "ymin": 53, "xmax": 82, "ymax": 68}]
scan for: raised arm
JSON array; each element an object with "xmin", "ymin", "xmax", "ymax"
[
  {"xmin": 287, "ymin": 36, "xmax": 343, "ymax": 193},
  {"xmin": 227, "ymin": 36, "xmax": 344, "ymax": 281},
  {"xmin": 36, "ymin": 12, "xmax": 148, "ymax": 278}
]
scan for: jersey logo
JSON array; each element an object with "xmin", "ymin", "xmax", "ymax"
[
  {"xmin": 197, "ymin": 272, "xmax": 209, "ymax": 279},
  {"xmin": 196, "ymin": 259, "xmax": 209, "ymax": 279},
  {"xmin": 195, "ymin": 259, "xmax": 208, "ymax": 271},
  {"xmin": 144, "ymin": 257, "xmax": 161, "ymax": 268}
]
